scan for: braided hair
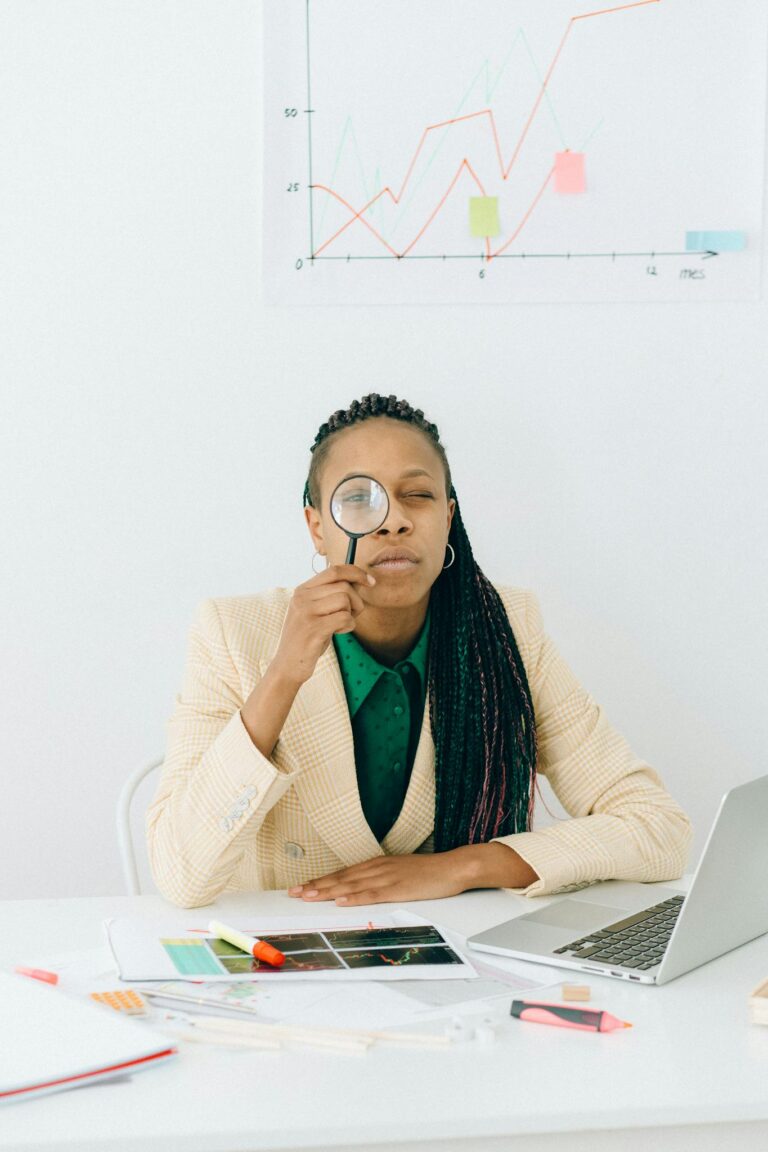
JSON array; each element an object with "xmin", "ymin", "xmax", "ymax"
[{"xmin": 303, "ymin": 393, "xmax": 537, "ymax": 850}]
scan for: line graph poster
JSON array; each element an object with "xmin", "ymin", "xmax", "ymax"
[{"xmin": 264, "ymin": 0, "xmax": 767, "ymax": 304}]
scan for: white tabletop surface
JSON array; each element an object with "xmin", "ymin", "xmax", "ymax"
[{"xmin": 1, "ymin": 880, "xmax": 768, "ymax": 1152}]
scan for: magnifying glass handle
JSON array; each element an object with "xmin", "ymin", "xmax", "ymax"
[{"xmin": 345, "ymin": 538, "xmax": 357, "ymax": 565}]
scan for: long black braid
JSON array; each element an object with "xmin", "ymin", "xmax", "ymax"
[{"xmin": 303, "ymin": 393, "xmax": 537, "ymax": 850}]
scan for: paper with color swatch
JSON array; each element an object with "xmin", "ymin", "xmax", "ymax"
[{"xmin": 105, "ymin": 912, "xmax": 479, "ymax": 982}]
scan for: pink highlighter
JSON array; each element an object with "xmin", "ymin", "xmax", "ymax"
[
  {"xmin": 15, "ymin": 967, "xmax": 59, "ymax": 985},
  {"xmin": 510, "ymin": 1000, "xmax": 632, "ymax": 1033}
]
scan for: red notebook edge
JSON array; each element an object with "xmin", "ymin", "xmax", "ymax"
[{"xmin": 0, "ymin": 1047, "xmax": 177, "ymax": 1103}]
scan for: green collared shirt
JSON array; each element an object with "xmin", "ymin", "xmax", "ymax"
[{"xmin": 333, "ymin": 612, "xmax": 431, "ymax": 843}]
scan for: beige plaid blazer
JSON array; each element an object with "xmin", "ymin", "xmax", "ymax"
[{"xmin": 147, "ymin": 586, "xmax": 692, "ymax": 908}]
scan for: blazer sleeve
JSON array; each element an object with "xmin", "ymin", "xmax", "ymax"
[
  {"xmin": 491, "ymin": 590, "xmax": 693, "ymax": 897},
  {"xmin": 146, "ymin": 598, "xmax": 303, "ymax": 907}
]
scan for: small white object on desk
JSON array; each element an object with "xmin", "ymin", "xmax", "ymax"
[
  {"xmin": 446, "ymin": 1015, "xmax": 474, "ymax": 1043},
  {"xmin": 474, "ymin": 1021, "xmax": 497, "ymax": 1046}
]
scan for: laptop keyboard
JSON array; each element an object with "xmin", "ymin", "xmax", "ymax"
[{"xmin": 552, "ymin": 894, "xmax": 685, "ymax": 971}]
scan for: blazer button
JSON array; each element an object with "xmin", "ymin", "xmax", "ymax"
[{"xmin": 284, "ymin": 842, "xmax": 305, "ymax": 860}]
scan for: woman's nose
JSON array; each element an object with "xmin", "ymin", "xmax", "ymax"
[{"xmin": 376, "ymin": 503, "xmax": 413, "ymax": 535}]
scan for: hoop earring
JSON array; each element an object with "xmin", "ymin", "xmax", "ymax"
[
  {"xmin": 311, "ymin": 551, "xmax": 328, "ymax": 574},
  {"xmin": 442, "ymin": 544, "xmax": 455, "ymax": 570}
]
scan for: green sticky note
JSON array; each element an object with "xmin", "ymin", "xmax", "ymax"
[{"xmin": 469, "ymin": 196, "xmax": 500, "ymax": 238}]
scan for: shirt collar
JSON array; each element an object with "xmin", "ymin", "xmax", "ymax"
[{"xmin": 333, "ymin": 609, "xmax": 431, "ymax": 718}]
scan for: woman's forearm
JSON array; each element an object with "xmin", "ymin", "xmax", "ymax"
[
  {"xmin": 454, "ymin": 842, "xmax": 539, "ymax": 890},
  {"xmin": 240, "ymin": 661, "xmax": 303, "ymax": 759}
]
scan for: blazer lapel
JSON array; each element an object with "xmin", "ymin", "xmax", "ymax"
[{"xmin": 263, "ymin": 645, "xmax": 383, "ymax": 865}]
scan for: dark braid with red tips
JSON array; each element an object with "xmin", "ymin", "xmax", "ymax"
[{"xmin": 303, "ymin": 393, "xmax": 537, "ymax": 850}]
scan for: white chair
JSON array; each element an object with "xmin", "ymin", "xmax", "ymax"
[{"xmin": 116, "ymin": 757, "xmax": 163, "ymax": 895}]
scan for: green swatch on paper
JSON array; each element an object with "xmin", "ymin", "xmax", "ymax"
[{"xmin": 161, "ymin": 939, "xmax": 222, "ymax": 976}]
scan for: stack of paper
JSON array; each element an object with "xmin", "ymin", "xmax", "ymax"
[
  {"xmin": 749, "ymin": 976, "xmax": 768, "ymax": 1025},
  {"xmin": 0, "ymin": 971, "xmax": 176, "ymax": 1105}
]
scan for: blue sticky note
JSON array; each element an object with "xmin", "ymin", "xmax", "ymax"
[{"xmin": 686, "ymin": 230, "xmax": 747, "ymax": 252}]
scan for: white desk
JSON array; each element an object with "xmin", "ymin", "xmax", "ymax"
[{"xmin": 2, "ymin": 882, "xmax": 768, "ymax": 1152}]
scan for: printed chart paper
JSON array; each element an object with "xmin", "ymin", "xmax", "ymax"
[
  {"xmin": 264, "ymin": 0, "xmax": 767, "ymax": 304},
  {"xmin": 105, "ymin": 913, "xmax": 479, "ymax": 982}
]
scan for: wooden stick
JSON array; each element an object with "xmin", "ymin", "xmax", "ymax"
[{"xmin": 187, "ymin": 1015, "xmax": 450, "ymax": 1049}]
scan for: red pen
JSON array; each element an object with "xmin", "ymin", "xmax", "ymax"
[{"xmin": 510, "ymin": 1000, "xmax": 632, "ymax": 1033}]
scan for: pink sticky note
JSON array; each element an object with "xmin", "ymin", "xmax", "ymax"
[{"xmin": 554, "ymin": 152, "xmax": 586, "ymax": 194}]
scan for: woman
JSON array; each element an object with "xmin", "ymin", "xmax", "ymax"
[{"xmin": 147, "ymin": 393, "xmax": 691, "ymax": 908}]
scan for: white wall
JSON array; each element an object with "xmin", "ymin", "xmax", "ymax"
[{"xmin": 1, "ymin": 1, "xmax": 766, "ymax": 899}]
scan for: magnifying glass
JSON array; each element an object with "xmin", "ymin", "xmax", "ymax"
[{"xmin": 330, "ymin": 474, "xmax": 390, "ymax": 564}]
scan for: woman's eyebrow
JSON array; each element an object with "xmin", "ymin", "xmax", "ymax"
[{"xmin": 334, "ymin": 468, "xmax": 436, "ymax": 484}]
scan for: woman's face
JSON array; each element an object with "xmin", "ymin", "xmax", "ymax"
[{"xmin": 306, "ymin": 418, "xmax": 455, "ymax": 610}]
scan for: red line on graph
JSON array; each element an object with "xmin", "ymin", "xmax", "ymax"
[
  {"xmin": 312, "ymin": 0, "xmax": 660, "ymax": 261},
  {"xmin": 502, "ymin": 23, "xmax": 573, "ymax": 180},
  {"xmin": 314, "ymin": 184, "xmax": 401, "ymax": 256},
  {"xmin": 401, "ymin": 158, "xmax": 487, "ymax": 256},
  {"xmin": 313, "ymin": 111, "xmax": 492, "ymax": 256},
  {"xmin": 572, "ymin": 0, "xmax": 661, "ymax": 20},
  {"xmin": 490, "ymin": 165, "xmax": 556, "ymax": 259}
]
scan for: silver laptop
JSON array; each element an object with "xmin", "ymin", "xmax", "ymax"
[{"xmin": 467, "ymin": 774, "xmax": 768, "ymax": 985}]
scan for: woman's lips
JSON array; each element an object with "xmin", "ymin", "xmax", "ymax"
[{"xmin": 371, "ymin": 558, "xmax": 418, "ymax": 572}]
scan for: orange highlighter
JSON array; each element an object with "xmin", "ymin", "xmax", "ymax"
[
  {"xmin": 511, "ymin": 1000, "xmax": 631, "ymax": 1033},
  {"xmin": 208, "ymin": 920, "xmax": 285, "ymax": 967}
]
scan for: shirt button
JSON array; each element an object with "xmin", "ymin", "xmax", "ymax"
[
  {"xmin": 284, "ymin": 842, "xmax": 305, "ymax": 860},
  {"xmin": 393, "ymin": 762, "xmax": 401, "ymax": 772},
  {"xmin": 393, "ymin": 705, "xmax": 404, "ymax": 716}
]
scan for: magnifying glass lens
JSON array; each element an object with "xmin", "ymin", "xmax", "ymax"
[{"xmin": 330, "ymin": 476, "xmax": 388, "ymax": 537}]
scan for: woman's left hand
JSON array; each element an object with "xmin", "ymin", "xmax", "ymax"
[{"xmin": 287, "ymin": 850, "xmax": 476, "ymax": 906}]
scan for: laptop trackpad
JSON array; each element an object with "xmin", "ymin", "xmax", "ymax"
[{"xmin": 523, "ymin": 899, "xmax": 629, "ymax": 932}]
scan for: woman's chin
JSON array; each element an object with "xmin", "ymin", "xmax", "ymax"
[{"xmin": 368, "ymin": 582, "xmax": 431, "ymax": 610}]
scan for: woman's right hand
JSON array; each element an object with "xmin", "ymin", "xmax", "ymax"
[{"xmin": 270, "ymin": 564, "xmax": 376, "ymax": 687}]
